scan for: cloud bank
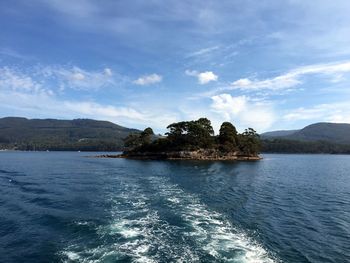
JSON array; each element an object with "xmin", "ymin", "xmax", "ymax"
[{"xmin": 211, "ymin": 93, "xmax": 275, "ymax": 131}]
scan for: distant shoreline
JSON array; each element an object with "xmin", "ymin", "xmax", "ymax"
[{"xmin": 2, "ymin": 150, "xmax": 350, "ymax": 156}]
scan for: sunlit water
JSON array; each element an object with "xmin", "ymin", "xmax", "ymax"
[{"xmin": 0, "ymin": 152, "xmax": 349, "ymax": 262}]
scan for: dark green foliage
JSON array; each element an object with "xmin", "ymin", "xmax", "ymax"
[
  {"xmin": 166, "ymin": 118, "xmax": 214, "ymax": 150},
  {"xmin": 262, "ymin": 139, "xmax": 350, "ymax": 154},
  {"xmin": 0, "ymin": 117, "xmax": 140, "ymax": 151},
  {"xmin": 140, "ymin": 127, "xmax": 154, "ymax": 145},
  {"xmin": 124, "ymin": 127, "xmax": 155, "ymax": 150},
  {"xmin": 261, "ymin": 122, "xmax": 350, "ymax": 153},
  {"xmin": 289, "ymin": 123, "xmax": 350, "ymax": 144},
  {"xmin": 218, "ymin": 122, "xmax": 238, "ymax": 152},
  {"xmin": 238, "ymin": 128, "xmax": 261, "ymax": 155},
  {"xmin": 261, "ymin": 122, "xmax": 350, "ymax": 145},
  {"xmin": 124, "ymin": 133, "xmax": 142, "ymax": 149},
  {"xmin": 126, "ymin": 118, "xmax": 261, "ymax": 156}
]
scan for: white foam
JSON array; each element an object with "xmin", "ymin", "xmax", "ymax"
[
  {"xmin": 74, "ymin": 221, "xmax": 92, "ymax": 226},
  {"xmin": 167, "ymin": 196, "xmax": 180, "ymax": 204},
  {"xmin": 59, "ymin": 175, "xmax": 278, "ymax": 263},
  {"xmin": 64, "ymin": 251, "xmax": 80, "ymax": 260},
  {"xmin": 110, "ymin": 220, "xmax": 141, "ymax": 238},
  {"xmin": 148, "ymin": 176, "xmax": 277, "ymax": 263}
]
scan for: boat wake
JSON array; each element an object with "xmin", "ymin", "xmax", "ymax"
[{"xmin": 60, "ymin": 175, "xmax": 278, "ymax": 262}]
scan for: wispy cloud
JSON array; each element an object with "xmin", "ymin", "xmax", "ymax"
[
  {"xmin": 3, "ymin": 1, "xmax": 350, "ymax": 132},
  {"xmin": 42, "ymin": 66, "xmax": 115, "ymax": 91},
  {"xmin": 0, "ymin": 65, "xmax": 118, "ymax": 93},
  {"xmin": 133, "ymin": 74, "xmax": 162, "ymax": 86},
  {"xmin": 231, "ymin": 61, "xmax": 350, "ymax": 91},
  {"xmin": 41, "ymin": 0, "xmax": 97, "ymax": 19},
  {"xmin": 0, "ymin": 47, "xmax": 33, "ymax": 60},
  {"xmin": 0, "ymin": 65, "xmax": 177, "ymax": 130},
  {"xmin": 283, "ymin": 102, "xmax": 350, "ymax": 123},
  {"xmin": 186, "ymin": 46, "xmax": 220, "ymax": 58},
  {"xmin": 185, "ymin": 70, "xmax": 218, "ymax": 84},
  {"xmin": 0, "ymin": 89, "xmax": 179, "ymax": 131},
  {"xmin": 0, "ymin": 67, "xmax": 53, "ymax": 95}
]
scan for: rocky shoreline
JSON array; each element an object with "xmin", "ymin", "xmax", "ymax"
[{"xmin": 96, "ymin": 149, "xmax": 262, "ymax": 161}]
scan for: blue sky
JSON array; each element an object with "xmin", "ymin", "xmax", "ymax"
[{"xmin": 1, "ymin": 0, "xmax": 350, "ymax": 133}]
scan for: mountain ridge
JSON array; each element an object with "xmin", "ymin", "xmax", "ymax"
[
  {"xmin": 261, "ymin": 122, "xmax": 350, "ymax": 153},
  {"xmin": 262, "ymin": 122, "xmax": 350, "ymax": 144},
  {"xmin": 0, "ymin": 117, "xmax": 140, "ymax": 151},
  {"xmin": 2, "ymin": 117, "xmax": 350, "ymax": 153}
]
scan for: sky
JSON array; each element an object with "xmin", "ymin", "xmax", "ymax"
[{"xmin": 1, "ymin": 0, "xmax": 350, "ymax": 133}]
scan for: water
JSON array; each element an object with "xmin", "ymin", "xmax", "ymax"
[{"xmin": 0, "ymin": 152, "xmax": 349, "ymax": 263}]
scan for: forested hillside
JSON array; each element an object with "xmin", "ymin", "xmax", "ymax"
[
  {"xmin": 262, "ymin": 122, "xmax": 350, "ymax": 153},
  {"xmin": 0, "ymin": 117, "xmax": 139, "ymax": 151},
  {"xmin": 262, "ymin": 123, "xmax": 350, "ymax": 144}
]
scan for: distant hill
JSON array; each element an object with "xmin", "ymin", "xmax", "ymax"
[
  {"xmin": 0, "ymin": 117, "xmax": 140, "ymax": 151},
  {"xmin": 261, "ymin": 129, "xmax": 299, "ymax": 138},
  {"xmin": 261, "ymin": 122, "xmax": 350, "ymax": 153},
  {"xmin": 262, "ymin": 123, "xmax": 350, "ymax": 144},
  {"xmin": 289, "ymin": 123, "xmax": 350, "ymax": 144}
]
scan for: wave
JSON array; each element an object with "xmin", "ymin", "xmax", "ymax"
[
  {"xmin": 60, "ymin": 176, "xmax": 278, "ymax": 262},
  {"xmin": 149, "ymin": 176, "xmax": 277, "ymax": 263}
]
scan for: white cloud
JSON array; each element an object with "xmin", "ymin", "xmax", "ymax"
[
  {"xmin": 0, "ymin": 67, "xmax": 53, "ymax": 95},
  {"xmin": 232, "ymin": 78, "xmax": 252, "ymax": 87},
  {"xmin": 0, "ymin": 67, "xmax": 40, "ymax": 92},
  {"xmin": 104, "ymin": 68, "xmax": 113, "ymax": 76},
  {"xmin": 133, "ymin": 74, "xmax": 162, "ymax": 85},
  {"xmin": 0, "ymin": 89, "xmax": 179, "ymax": 131},
  {"xmin": 63, "ymin": 101, "xmax": 145, "ymax": 120},
  {"xmin": 186, "ymin": 70, "xmax": 218, "ymax": 84},
  {"xmin": 0, "ymin": 65, "xmax": 120, "ymax": 96},
  {"xmin": 0, "ymin": 65, "xmax": 177, "ymax": 130},
  {"xmin": 283, "ymin": 102, "xmax": 350, "ymax": 123},
  {"xmin": 198, "ymin": 71, "xmax": 218, "ymax": 84},
  {"xmin": 71, "ymin": 72, "xmax": 85, "ymax": 81},
  {"xmin": 0, "ymin": 65, "xmax": 118, "ymax": 93},
  {"xmin": 211, "ymin": 94, "xmax": 247, "ymax": 117},
  {"xmin": 211, "ymin": 93, "xmax": 275, "ymax": 131},
  {"xmin": 232, "ymin": 74, "xmax": 301, "ymax": 91},
  {"xmin": 231, "ymin": 61, "xmax": 350, "ymax": 91},
  {"xmin": 44, "ymin": 66, "xmax": 115, "ymax": 90}
]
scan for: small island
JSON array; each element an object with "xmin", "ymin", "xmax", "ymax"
[{"xmin": 100, "ymin": 118, "xmax": 262, "ymax": 161}]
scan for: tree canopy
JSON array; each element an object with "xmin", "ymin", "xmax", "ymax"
[
  {"xmin": 140, "ymin": 127, "xmax": 154, "ymax": 144},
  {"xmin": 218, "ymin": 122, "xmax": 238, "ymax": 152},
  {"xmin": 123, "ymin": 118, "xmax": 261, "ymax": 156},
  {"xmin": 166, "ymin": 118, "xmax": 214, "ymax": 149},
  {"xmin": 238, "ymin": 128, "xmax": 260, "ymax": 155}
]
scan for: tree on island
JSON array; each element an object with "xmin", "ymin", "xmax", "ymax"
[
  {"xmin": 123, "ymin": 118, "xmax": 261, "ymax": 156},
  {"xmin": 140, "ymin": 127, "xmax": 154, "ymax": 145},
  {"xmin": 218, "ymin": 122, "xmax": 238, "ymax": 152},
  {"xmin": 238, "ymin": 128, "xmax": 260, "ymax": 155},
  {"xmin": 166, "ymin": 118, "xmax": 214, "ymax": 149},
  {"xmin": 124, "ymin": 127, "xmax": 154, "ymax": 149}
]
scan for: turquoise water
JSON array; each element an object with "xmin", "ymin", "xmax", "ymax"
[{"xmin": 0, "ymin": 152, "xmax": 349, "ymax": 262}]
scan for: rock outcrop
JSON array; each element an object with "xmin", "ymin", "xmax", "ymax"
[{"xmin": 97, "ymin": 149, "xmax": 261, "ymax": 161}]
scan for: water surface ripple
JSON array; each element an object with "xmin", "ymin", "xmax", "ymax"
[{"xmin": 0, "ymin": 152, "xmax": 349, "ymax": 262}]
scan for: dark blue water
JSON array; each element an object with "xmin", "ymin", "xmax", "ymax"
[{"xmin": 0, "ymin": 152, "xmax": 349, "ymax": 262}]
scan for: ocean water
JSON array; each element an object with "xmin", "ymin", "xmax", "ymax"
[{"xmin": 0, "ymin": 152, "xmax": 349, "ymax": 263}]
